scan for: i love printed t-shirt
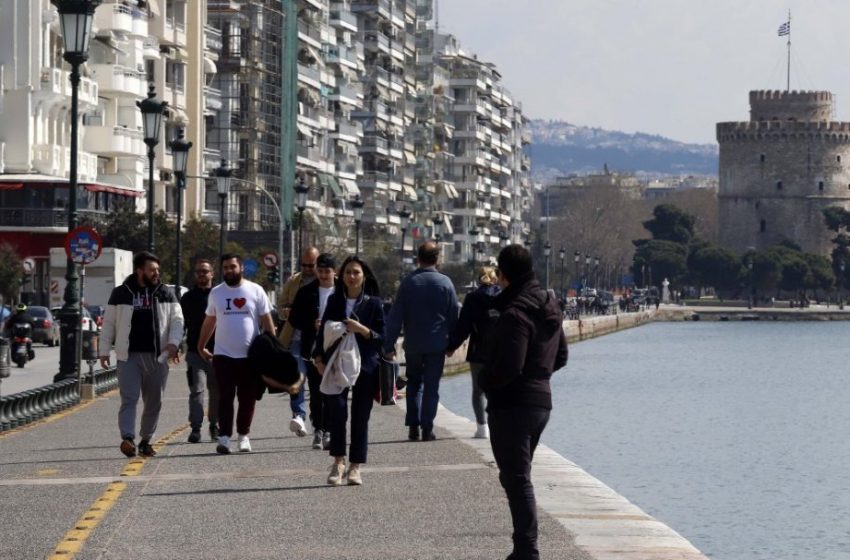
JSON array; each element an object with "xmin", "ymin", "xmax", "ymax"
[{"xmin": 205, "ymin": 280, "xmax": 272, "ymax": 358}]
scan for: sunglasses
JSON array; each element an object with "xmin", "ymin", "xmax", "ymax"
[
  {"xmin": 301, "ymin": 263, "xmax": 316, "ymax": 268},
  {"xmin": 195, "ymin": 269, "xmax": 212, "ymax": 274}
]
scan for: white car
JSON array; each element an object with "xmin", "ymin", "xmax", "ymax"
[{"xmin": 50, "ymin": 306, "xmax": 98, "ymax": 333}]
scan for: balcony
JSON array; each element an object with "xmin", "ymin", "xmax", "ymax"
[
  {"xmin": 90, "ymin": 64, "xmax": 146, "ymax": 97},
  {"xmin": 329, "ymin": 7, "xmax": 358, "ymax": 31},
  {"xmin": 204, "ymin": 85, "xmax": 222, "ymax": 112},
  {"xmin": 331, "ymin": 121, "xmax": 362, "ymax": 142},
  {"xmin": 203, "ymin": 147, "xmax": 221, "ymax": 174},
  {"xmin": 352, "ymin": 0, "xmax": 391, "ymax": 18},
  {"xmin": 37, "ymin": 68, "xmax": 98, "ymax": 108},
  {"xmin": 363, "ymin": 31, "xmax": 390, "ymax": 53},
  {"xmin": 32, "ymin": 145, "xmax": 97, "ymax": 181},
  {"xmin": 325, "ymin": 45, "xmax": 358, "ymax": 69},
  {"xmin": 95, "ymin": 3, "xmax": 133, "ymax": 34},
  {"xmin": 297, "ymin": 21, "xmax": 322, "ymax": 48},
  {"xmin": 351, "ymin": 101, "xmax": 389, "ymax": 121},
  {"xmin": 297, "ymin": 144, "xmax": 324, "ymax": 168},
  {"xmin": 0, "ymin": 208, "xmax": 110, "ymax": 230},
  {"xmin": 297, "ymin": 64, "xmax": 321, "ymax": 88},
  {"xmin": 84, "ymin": 126, "xmax": 144, "ymax": 157},
  {"xmin": 361, "ymin": 137, "xmax": 388, "ymax": 154},
  {"xmin": 328, "ymin": 83, "xmax": 360, "ymax": 105},
  {"xmin": 358, "ymin": 171, "xmax": 389, "ymax": 191},
  {"xmin": 205, "ymin": 25, "xmax": 223, "ymax": 54}
]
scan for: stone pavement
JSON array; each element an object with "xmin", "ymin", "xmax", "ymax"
[{"xmin": 0, "ymin": 362, "xmax": 707, "ymax": 560}]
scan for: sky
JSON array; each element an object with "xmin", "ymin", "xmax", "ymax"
[{"xmin": 439, "ymin": 0, "xmax": 850, "ymax": 145}]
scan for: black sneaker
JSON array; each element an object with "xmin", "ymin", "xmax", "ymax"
[
  {"xmin": 188, "ymin": 430, "xmax": 201, "ymax": 444},
  {"xmin": 138, "ymin": 440, "xmax": 156, "ymax": 457},
  {"xmin": 422, "ymin": 429, "xmax": 436, "ymax": 442},
  {"xmin": 120, "ymin": 437, "xmax": 136, "ymax": 458},
  {"xmin": 408, "ymin": 426, "xmax": 420, "ymax": 441},
  {"xmin": 209, "ymin": 424, "xmax": 219, "ymax": 441}
]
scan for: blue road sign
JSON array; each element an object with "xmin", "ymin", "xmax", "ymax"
[{"xmin": 243, "ymin": 258, "xmax": 259, "ymax": 278}]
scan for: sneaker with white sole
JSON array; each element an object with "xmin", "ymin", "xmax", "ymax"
[
  {"xmin": 216, "ymin": 435, "xmax": 231, "ymax": 454},
  {"xmin": 289, "ymin": 416, "xmax": 308, "ymax": 437},
  {"xmin": 473, "ymin": 423, "xmax": 489, "ymax": 439},
  {"xmin": 327, "ymin": 462, "xmax": 345, "ymax": 486},
  {"xmin": 312, "ymin": 430, "xmax": 323, "ymax": 450},
  {"xmin": 238, "ymin": 434, "xmax": 252, "ymax": 453},
  {"xmin": 346, "ymin": 463, "xmax": 362, "ymax": 486}
]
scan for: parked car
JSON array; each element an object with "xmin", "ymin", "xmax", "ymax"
[
  {"xmin": 50, "ymin": 306, "xmax": 98, "ymax": 333},
  {"xmin": 28, "ymin": 305, "xmax": 60, "ymax": 346},
  {"xmin": 86, "ymin": 305, "xmax": 105, "ymax": 330}
]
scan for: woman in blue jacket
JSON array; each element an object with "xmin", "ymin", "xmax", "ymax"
[{"xmin": 314, "ymin": 255, "xmax": 385, "ymax": 486}]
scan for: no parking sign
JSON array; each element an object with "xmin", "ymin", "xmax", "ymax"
[{"xmin": 64, "ymin": 226, "xmax": 103, "ymax": 265}]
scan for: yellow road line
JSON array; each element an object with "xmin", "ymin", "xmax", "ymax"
[
  {"xmin": 0, "ymin": 390, "xmax": 116, "ymax": 441},
  {"xmin": 48, "ymin": 423, "xmax": 189, "ymax": 559}
]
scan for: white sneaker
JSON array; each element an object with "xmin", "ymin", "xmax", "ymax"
[
  {"xmin": 327, "ymin": 461, "xmax": 345, "ymax": 486},
  {"xmin": 289, "ymin": 416, "xmax": 308, "ymax": 437},
  {"xmin": 216, "ymin": 436, "xmax": 231, "ymax": 454},
  {"xmin": 474, "ymin": 423, "xmax": 489, "ymax": 439},
  {"xmin": 346, "ymin": 463, "xmax": 362, "ymax": 486},
  {"xmin": 238, "ymin": 434, "xmax": 252, "ymax": 453}
]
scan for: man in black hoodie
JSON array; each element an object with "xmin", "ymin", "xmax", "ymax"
[{"xmin": 480, "ymin": 244, "xmax": 568, "ymax": 560}]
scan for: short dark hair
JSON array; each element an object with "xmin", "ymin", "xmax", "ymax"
[
  {"xmin": 497, "ymin": 244, "xmax": 534, "ymax": 285},
  {"xmin": 194, "ymin": 258, "xmax": 213, "ymax": 269},
  {"xmin": 133, "ymin": 251, "xmax": 160, "ymax": 270},
  {"xmin": 316, "ymin": 253, "xmax": 336, "ymax": 269},
  {"xmin": 220, "ymin": 253, "xmax": 242, "ymax": 265},
  {"xmin": 417, "ymin": 242, "xmax": 440, "ymax": 266}
]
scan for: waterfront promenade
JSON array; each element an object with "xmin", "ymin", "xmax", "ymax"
[{"xmin": 0, "ymin": 353, "xmax": 706, "ymax": 559}]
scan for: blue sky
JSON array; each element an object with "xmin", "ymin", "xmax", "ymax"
[{"xmin": 439, "ymin": 0, "xmax": 850, "ymax": 144}]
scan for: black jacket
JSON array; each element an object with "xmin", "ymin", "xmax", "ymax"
[
  {"xmin": 287, "ymin": 281, "xmax": 328, "ymax": 360},
  {"xmin": 448, "ymin": 284, "xmax": 500, "ymax": 363},
  {"xmin": 481, "ymin": 277, "xmax": 568, "ymax": 410},
  {"xmin": 315, "ymin": 291, "xmax": 385, "ymax": 374},
  {"xmin": 180, "ymin": 286, "xmax": 213, "ymax": 352}
]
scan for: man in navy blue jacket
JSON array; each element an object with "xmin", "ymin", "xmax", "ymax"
[{"xmin": 385, "ymin": 242, "xmax": 458, "ymax": 441}]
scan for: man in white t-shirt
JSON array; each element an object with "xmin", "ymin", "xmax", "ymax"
[{"xmin": 197, "ymin": 254, "xmax": 276, "ymax": 454}]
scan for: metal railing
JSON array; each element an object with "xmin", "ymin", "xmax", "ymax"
[{"xmin": 0, "ymin": 367, "xmax": 118, "ymax": 432}]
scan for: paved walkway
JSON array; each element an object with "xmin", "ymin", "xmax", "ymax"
[{"xmin": 0, "ymin": 363, "xmax": 706, "ymax": 560}]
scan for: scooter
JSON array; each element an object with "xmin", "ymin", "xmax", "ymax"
[{"xmin": 11, "ymin": 323, "xmax": 34, "ymax": 368}]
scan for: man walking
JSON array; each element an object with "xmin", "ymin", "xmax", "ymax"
[
  {"xmin": 277, "ymin": 247, "xmax": 319, "ymax": 437},
  {"xmin": 287, "ymin": 253, "xmax": 336, "ymax": 449},
  {"xmin": 480, "ymin": 245, "xmax": 568, "ymax": 560},
  {"xmin": 198, "ymin": 254, "xmax": 275, "ymax": 454},
  {"xmin": 180, "ymin": 258, "xmax": 219, "ymax": 443},
  {"xmin": 99, "ymin": 251, "xmax": 184, "ymax": 458},
  {"xmin": 385, "ymin": 242, "xmax": 457, "ymax": 441}
]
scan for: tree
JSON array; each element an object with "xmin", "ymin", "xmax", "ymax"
[
  {"xmin": 632, "ymin": 239, "xmax": 688, "ymax": 286},
  {"xmin": 83, "ymin": 199, "xmax": 147, "ymax": 253},
  {"xmin": 750, "ymin": 250, "xmax": 783, "ymax": 294},
  {"xmin": 0, "ymin": 242, "xmax": 23, "ymax": 305},
  {"xmin": 689, "ymin": 244, "xmax": 741, "ymax": 292},
  {"xmin": 642, "ymin": 204, "xmax": 696, "ymax": 244}
]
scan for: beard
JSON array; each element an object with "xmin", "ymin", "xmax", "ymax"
[
  {"xmin": 224, "ymin": 272, "xmax": 242, "ymax": 286},
  {"xmin": 142, "ymin": 273, "xmax": 160, "ymax": 287}
]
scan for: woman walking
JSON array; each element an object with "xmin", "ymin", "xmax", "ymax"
[{"xmin": 314, "ymin": 256, "xmax": 385, "ymax": 486}]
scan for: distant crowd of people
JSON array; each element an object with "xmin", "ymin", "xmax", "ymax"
[{"xmin": 97, "ymin": 241, "xmax": 567, "ymax": 560}]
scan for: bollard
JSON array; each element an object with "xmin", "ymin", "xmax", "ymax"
[{"xmin": 0, "ymin": 337, "xmax": 9, "ymax": 380}]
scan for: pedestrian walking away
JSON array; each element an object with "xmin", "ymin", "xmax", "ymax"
[
  {"xmin": 480, "ymin": 245, "xmax": 568, "ymax": 560},
  {"xmin": 197, "ymin": 253, "xmax": 276, "ymax": 454},
  {"xmin": 277, "ymin": 246, "xmax": 319, "ymax": 438},
  {"xmin": 384, "ymin": 242, "xmax": 458, "ymax": 442},
  {"xmin": 314, "ymin": 256, "xmax": 385, "ymax": 486},
  {"xmin": 287, "ymin": 252, "xmax": 336, "ymax": 450},
  {"xmin": 447, "ymin": 266, "xmax": 500, "ymax": 439},
  {"xmin": 180, "ymin": 258, "xmax": 220, "ymax": 443},
  {"xmin": 99, "ymin": 251, "xmax": 184, "ymax": 459}
]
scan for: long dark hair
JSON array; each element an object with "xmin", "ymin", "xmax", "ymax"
[{"xmin": 336, "ymin": 255, "xmax": 380, "ymax": 298}]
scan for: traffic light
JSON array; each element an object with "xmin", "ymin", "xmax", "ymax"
[{"xmin": 268, "ymin": 265, "xmax": 280, "ymax": 285}]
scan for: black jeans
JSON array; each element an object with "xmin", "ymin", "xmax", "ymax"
[
  {"xmin": 327, "ymin": 368, "xmax": 378, "ymax": 463},
  {"xmin": 488, "ymin": 406, "xmax": 550, "ymax": 560},
  {"xmin": 304, "ymin": 361, "xmax": 327, "ymax": 432}
]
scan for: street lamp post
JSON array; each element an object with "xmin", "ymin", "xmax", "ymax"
[
  {"xmin": 215, "ymin": 160, "xmax": 232, "ymax": 260},
  {"xmin": 584, "ymin": 254, "xmax": 591, "ymax": 290},
  {"xmin": 398, "ymin": 206, "xmax": 412, "ymax": 277},
  {"xmin": 543, "ymin": 242, "xmax": 552, "ymax": 290},
  {"xmin": 469, "ymin": 227, "xmax": 480, "ymax": 285},
  {"xmin": 169, "ymin": 129, "xmax": 192, "ymax": 297},
  {"xmin": 840, "ymin": 259, "xmax": 846, "ymax": 310},
  {"xmin": 137, "ymin": 84, "xmax": 168, "ymax": 252},
  {"xmin": 573, "ymin": 251, "xmax": 580, "ymax": 294},
  {"xmin": 351, "ymin": 194, "xmax": 364, "ymax": 256},
  {"xmin": 594, "ymin": 256, "xmax": 600, "ymax": 290},
  {"xmin": 294, "ymin": 176, "xmax": 309, "ymax": 257},
  {"xmin": 433, "ymin": 213, "xmax": 444, "ymax": 243},
  {"xmin": 559, "ymin": 247, "xmax": 566, "ymax": 298},
  {"xmin": 747, "ymin": 256, "xmax": 754, "ymax": 309},
  {"xmin": 53, "ymin": 0, "xmax": 102, "ymax": 381}
]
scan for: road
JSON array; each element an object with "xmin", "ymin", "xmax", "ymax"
[{"xmin": 0, "ymin": 344, "xmax": 99, "ymax": 396}]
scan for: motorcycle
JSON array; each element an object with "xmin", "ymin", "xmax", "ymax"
[{"xmin": 11, "ymin": 323, "xmax": 34, "ymax": 368}]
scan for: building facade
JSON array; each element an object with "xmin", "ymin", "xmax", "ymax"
[{"xmin": 717, "ymin": 90, "xmax": 850, "ymax": 255}]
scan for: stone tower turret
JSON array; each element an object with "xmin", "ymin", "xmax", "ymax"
[{"xmin": 717, "ymin": 90, "xmax": 850, "ymax": 255}]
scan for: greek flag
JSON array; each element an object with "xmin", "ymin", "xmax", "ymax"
[{"xmin": 778, "ymin": 21, "xmax": 790, "ymax": 36}]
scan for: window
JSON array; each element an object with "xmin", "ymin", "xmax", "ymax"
[
  {"xmin": 760, "ymin": 154, "xmax": 766, "ymax": 163},
  {"xmin": 760, "ymin": 219, "xmax": 766, "ymax": 233},
  {"xmin": 819, "ymin": 181, "xmax": 824, "ymax": 192},
  {"xmin": 838, "ymin": 155, "xmax": 842, "ymax": 163},
  {"xmin": 776, "ymin": 181, "xmax": 783, "ymax": 190}
]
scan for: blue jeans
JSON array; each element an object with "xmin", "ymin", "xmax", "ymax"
[
  {"xmin": 288, "ymin": 337, "xmax": 306, "ymax": 419},
  {"xmin": 404, "ymin": 351, "xmax": 446, "ymax": 432}
]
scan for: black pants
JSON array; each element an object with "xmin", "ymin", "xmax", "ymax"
[
  {"xmin": 304, "ymin": 361, "xmax": 327, "ymax": 432},
  {"xmin": 488, "ymin": 406, "xmax": 550, "ymax": 560},
  {"xmin": 327, "ymin": 368, "xmax": 378, "ymax": 463}
]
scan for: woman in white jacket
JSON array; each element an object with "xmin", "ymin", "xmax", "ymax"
[{"xmin": 314, "ymin": 256, "xmax": 385, "ymax": 486}]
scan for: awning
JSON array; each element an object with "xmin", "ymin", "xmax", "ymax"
[
  {"xmin": 173, "ymin": 46, "xmax": 189, "ymax": 60},
  {"xmin": 0, "ymin": 183, "xmax": 23, "ymax": 191},
  {"xmin": 0, "ymin": 175, "xmax": 142, "ymax": 196},
  {"xmin": 298, "ymin": 87, "xmax": 320, "ymax": 107},
  {"xmin": 435, "ymin": 180, "xmax": 459, "ymax": 199},
  {"xmin": 145, "ymin": 0, "xmax": 161, "ymax": 17},
  {"xmin": 296, "ymin": 123, "xmax": 313, "ymax": 137},
  {"xmin": 404, "ymin": 151, "xmax": 416, "ymax": 164},
  {"xmin": 94, "ymin": 34, "xmax": 129, "ymax": 55},
  {"xmin": 84, "ymin": 184, "xmax": 144, "ymax": 197},
  {"xmin": 402, "ymin": 184, "xmax": 418, "ymax": 200},
  {"xmin": 203, "ymin": 56, "xmax": 217, "ymax": 75},
  {"xmin": 167, "ymin": 106, "xmax": 188, "ymax": 124},
  {"xmin": 340, "ymin": 178, "xmax": 360, "ymax": 196},
  {"xmin": 319, "ymin": 174, "xmax": 343, "ymax": 198}
]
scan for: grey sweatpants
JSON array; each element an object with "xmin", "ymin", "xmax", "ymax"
[
  {"xmin": 186, "ymin": 351, "xmax": 219, "ymax": 430},
  {"xmin": 118, "ymin": 352, "xmax": 169, "ymax": 441}
]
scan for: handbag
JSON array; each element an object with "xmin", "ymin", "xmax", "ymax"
[{"xmin": 378, "ymin": 357, "xmax": 399, "ymax": 405}]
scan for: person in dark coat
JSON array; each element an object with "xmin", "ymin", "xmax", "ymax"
[
  {"xmin": 447, "ymin": 266, "xmax": 500, "ymax": 438},
  {"xmin": 314, "ymin": 256, "xmax": 385, "ymax": 486},
  {"xmin": 480, "ymin": 245, "xmax": 568, "ymax": 560}
]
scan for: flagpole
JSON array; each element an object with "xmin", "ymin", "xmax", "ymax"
[{"xmin": 786, "ymin": 10, "xmax": 791, "ymax": 92}]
